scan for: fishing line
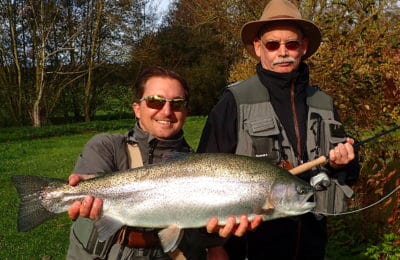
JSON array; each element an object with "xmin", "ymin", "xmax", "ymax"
[{"xmin": 314, "ymin": 185, "xmax": 400, "ymax": 216}]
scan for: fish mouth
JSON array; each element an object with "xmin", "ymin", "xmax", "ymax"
[
  {"xmin": 300, "ymin": 192, "xmax": 316, "ymax": 212},
  {"xmin": 283, "ymin": 189, "xmax": 316, "ymax": 215},
  {"xmin": 268, "ymin": 181, "xmax": 316, "ymax": 215}
]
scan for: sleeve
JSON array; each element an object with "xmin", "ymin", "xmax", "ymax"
[
  {"xmin": 197, "ymin": 91, "xmax": 238, "ymax": 153},
  {"xmin": 178, "ymin": 229, "xmax": 223, "ymax": 259},
  {"xmin": 73, "ymin": 134, "xmax": 119, "ymax": 174},
  {"xmin": 329, "ymin": 108, "xmax": 361, "ymax": 186}
]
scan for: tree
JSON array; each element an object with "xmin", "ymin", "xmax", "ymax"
[
  {"xmin": 131, "ymin": 0, "xmax": 236, "ymax": 114},
  {"xmin": 311, "ymin": 0, "xmax": 400, "ymax": 129},
  {"xmin": 0, "ymin": 0, "xmax": 158, "ymax": 126},
  {"xmin": 0, "ymin": 0, "xmax": 28, "ymax": 125}
]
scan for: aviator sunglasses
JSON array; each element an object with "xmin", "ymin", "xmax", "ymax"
[
  {"xmin": 262, "ymin": 40, "xmax": 301, "ymax": 51},
  {"xmin": 139, "ymin": 95, "xmax": 188, "ymax": 110}
]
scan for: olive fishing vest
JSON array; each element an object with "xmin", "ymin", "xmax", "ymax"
[
  {"xmin": 228, "ymin": 75, "xmax": 345, "ymax": 168},
  {"xmin": 228, "ymin": 75, "xmax": 353, "ymax": 214}
]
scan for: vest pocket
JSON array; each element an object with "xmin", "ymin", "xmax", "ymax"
[
  {"xmin": 247, "ymin": 117, "xmax": 280, "ymax": 136},
  {"xmin": 320, "ymin": 119, "xmax": 346, "ymax": 154},
  {"xmin": 245, "ymin": 117, "xmax": 280, "ymax": 160}
]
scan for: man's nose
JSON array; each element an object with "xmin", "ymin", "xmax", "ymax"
[
  {"xmin": 160, "ymin": 101, "xmax": 172, "ymax": 115},
  {"xmin": 278, "ymin": 44, "xmax": 289, "ymax": 56}
]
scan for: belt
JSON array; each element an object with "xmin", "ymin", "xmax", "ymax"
[{"xmin": 117, "ymin": 227, "xmax": 160, "ymax": 248}]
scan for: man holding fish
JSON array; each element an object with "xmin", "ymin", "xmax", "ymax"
[
  {"xmin": 197, "ymin": 0, "xmax": 360, "ymax": 259},
  {"xmin": 65, "ymin": 66, "xmax": 260, "ymax": 259}
]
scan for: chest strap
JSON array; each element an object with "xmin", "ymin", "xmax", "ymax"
[{"xmin": 126, "ymin": 143, "xmax": 144, "ymax": 168}]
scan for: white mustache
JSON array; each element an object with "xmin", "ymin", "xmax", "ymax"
[{"xmin": 272, "ymin": 58, "xmax": 295, "ymax": 65}]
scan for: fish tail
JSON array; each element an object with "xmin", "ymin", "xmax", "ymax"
[{"xmin": 12, "ymin": 175, "xmax": 64, "ymax": 232}]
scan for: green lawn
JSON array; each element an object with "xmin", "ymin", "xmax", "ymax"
[{"xmin": 1, "ymin": 134, "xmax": 93, "ymax": 259}]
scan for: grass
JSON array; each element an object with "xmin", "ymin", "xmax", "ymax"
[{"xmin": 0, "ymin": 134, "xmax": 93, "ymax": 259}]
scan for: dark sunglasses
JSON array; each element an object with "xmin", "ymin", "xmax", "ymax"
[
  {"xmin": 139, "ymin": 95, "xmax": 188, "ymax": 110},
  {"xmin": 262, "ymin": 40, "xmax": 301, "ymax": 51}
]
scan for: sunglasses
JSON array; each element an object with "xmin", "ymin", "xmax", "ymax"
[
  {"xmin": 139, "ymin": 95, "xmax": 188, "ymax": 110},
  {"xmin": 262, "ymin": 40, "xmax": 301, "ymax": 51}
]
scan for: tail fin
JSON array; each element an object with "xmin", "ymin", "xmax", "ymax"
[{"xmin": 12, "ymin": 175, "xmax": 64, "ymax": 232}]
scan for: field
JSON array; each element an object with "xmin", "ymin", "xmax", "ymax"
[{"xmin": 0, "ymin": 117, "xmax": 398, "ymax": 259}]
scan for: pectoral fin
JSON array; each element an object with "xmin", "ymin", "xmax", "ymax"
[
  {"xmin": 94, "ymin": 216, "xmax": 124, "ymax": 242},
  {"xmin": 158, "ymin": 224, "xmax": 183, "ymax": 253},
  {"xmin": 262, "ymin": 200, "xmax": 275, "ymax": 210}
]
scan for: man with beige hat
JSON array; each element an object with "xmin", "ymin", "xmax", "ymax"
[{"xmin": 198, "ymin": 0, "xmax": 360, "ymax": 258}]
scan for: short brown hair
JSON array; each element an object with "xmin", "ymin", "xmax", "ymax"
[{"xmin": 134, "ymin": 66, "xmax": 189, "ymax": 102}]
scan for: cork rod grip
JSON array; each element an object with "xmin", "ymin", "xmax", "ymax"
[{"xmin": 289, "ymin": 156, "xmax": 328, "ymax": 175}]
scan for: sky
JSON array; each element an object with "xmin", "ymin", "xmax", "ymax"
[{"xmin": 155, "ymin": 0, "xmax": 172, "ymax": 15}]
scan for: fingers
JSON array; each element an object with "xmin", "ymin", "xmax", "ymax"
[
  {"xmin": 89, "ymin": 198, "xmax": 103, "ymax": 219},
  {"xmin": 68, "ymin": 200, "xmax": 82, "ymax": 220},
  {"xmin": 207, "ymin": 215, "xmax": 263, "ymax": 238},
  {"xmin": 67, "ymin": 195, "xmax": 103, "ymax": 220},
  {"xmin": 79, "ymin": 196, "xmax": 94, "ymax": 217},
  {"xmin": 67, "ymin": 174, "xmax": 103, "ymax": 221},
  {"xmin": 68, "ymin": 173, "xmax": 82, "ymax": 186},
  {"xmin": 249, "ymin": 215, "xmax": 263, "ymax": 230},
  {"xmin": 206, "ymin": 217, "xmax": 219, "ymax": 234},
  {"xmin": 218, "ymin": 216, "xmax": 236, "ymax": 238},
  {"xmin": 329, "ymin": 138, "xmax": 355, "ymax": 168},
  {"xmin": 68, "ymin": 173, "xmax": 97, "ymax": 186},
  {"xmin": 206, "ymin": 216, "xmax": 236, "ymax": 238},
  {"xmin": 346, "ymin": 137, "xmax": 355, "ymax": 146},
  {"xmin": 232, "ymin": 215, "xmax": 248, "ymax": 237}
]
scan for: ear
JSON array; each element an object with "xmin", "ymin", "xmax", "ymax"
[
  {"xmin": 253, "ymin": 38, "xmax": 262, "ymax": 58},
  {"xmin": 132, "ymin": 102, "xmax": 140, "ymax": 119},
  {"xmin": 301, "ymin": 38, "xmax": 309, "ymax": 56}
]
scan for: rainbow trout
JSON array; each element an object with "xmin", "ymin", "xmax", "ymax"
[{"xmin": 12, "ymin": 153, "xmax": 315, "ymax": 252}]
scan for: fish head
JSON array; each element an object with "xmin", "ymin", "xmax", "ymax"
[{"xmin": 265, "ymin": 177, "xmax": 315, "ymax": 216}]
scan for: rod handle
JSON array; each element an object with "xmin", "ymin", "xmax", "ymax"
[{"xmin": 289, "ymin": 156, "xmax": 328, "ymax": 175}]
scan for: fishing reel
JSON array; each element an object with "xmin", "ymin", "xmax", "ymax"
[{"xmin": 310, "ymin": 171, "xmax": 331, "ymax": 191}]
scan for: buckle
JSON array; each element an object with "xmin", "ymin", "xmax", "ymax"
[{"xmin": 118, "ymin": 227, "xmax": 160, "ymax": 248}]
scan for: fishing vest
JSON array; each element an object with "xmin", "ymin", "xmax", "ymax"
[
  {"xmin": 228, "ymin": 75, "xmax": 340, "ymax": 165},
  {"xmin": 228, "ymin": 75, "xmax": 353, "ymax": 214}
]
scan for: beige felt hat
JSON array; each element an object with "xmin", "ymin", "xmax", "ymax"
[{"xmin": 241, "ymin": 0, "xmax": 321, "ymax": 60}]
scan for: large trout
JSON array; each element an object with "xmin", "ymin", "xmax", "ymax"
[{"xmin": 12, "ymin": 153, "xmax": 315, "ymax": 252}]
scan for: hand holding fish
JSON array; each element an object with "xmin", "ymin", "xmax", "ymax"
[
  {"xmin": 328, "ymin": 137, "xmax": 355, "ymax": 169},
  {"xmin": 68, "ymin": 173, "xmax": 102, "ymax": 220},
  {"xmin": 206, "ymin": 215, "xmax": 263, "ymax": 237}
]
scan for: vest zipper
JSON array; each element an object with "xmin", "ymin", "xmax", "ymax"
[
  {"xmin": 291, "ymin": 80, "xmax": 303, "ymax": 259},
  {"xmin": 291, "ymin": 80, "xmax": 302, "ymax": 165},
  {"xmin": 148, "ymin": 139, "xmax": 157, "ymax": 164}
]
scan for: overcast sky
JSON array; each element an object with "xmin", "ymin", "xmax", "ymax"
[{"xmin": 155, "ymin": 0, "xmax": 171, "ymax": 14}]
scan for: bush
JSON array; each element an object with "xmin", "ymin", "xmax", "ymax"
[{"xmin": 364, "ymin": 233, "xmax": 400, "ymax": 259}]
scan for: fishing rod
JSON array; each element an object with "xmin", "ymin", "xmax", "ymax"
[{"xmin": 289, "ymin": 124, "xmax": 400, "ymax": 175}]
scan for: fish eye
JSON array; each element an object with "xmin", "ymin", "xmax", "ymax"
[{"xmin": 296, "ymin": 185, "xmax": 307, "ymax": 195}]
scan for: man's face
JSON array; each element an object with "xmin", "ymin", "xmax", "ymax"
[
  {"xmin": 133, "ymin": 77, "xmax": 188, "ymax": 139},
  {"xmin": 254, "ymin": 25, "xmax": 309, "ymax": 73}
]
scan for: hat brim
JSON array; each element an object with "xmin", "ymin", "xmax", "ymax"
[{"xmin": 241, "ymin": 18, "xmax": 321, "ymax": 60}]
